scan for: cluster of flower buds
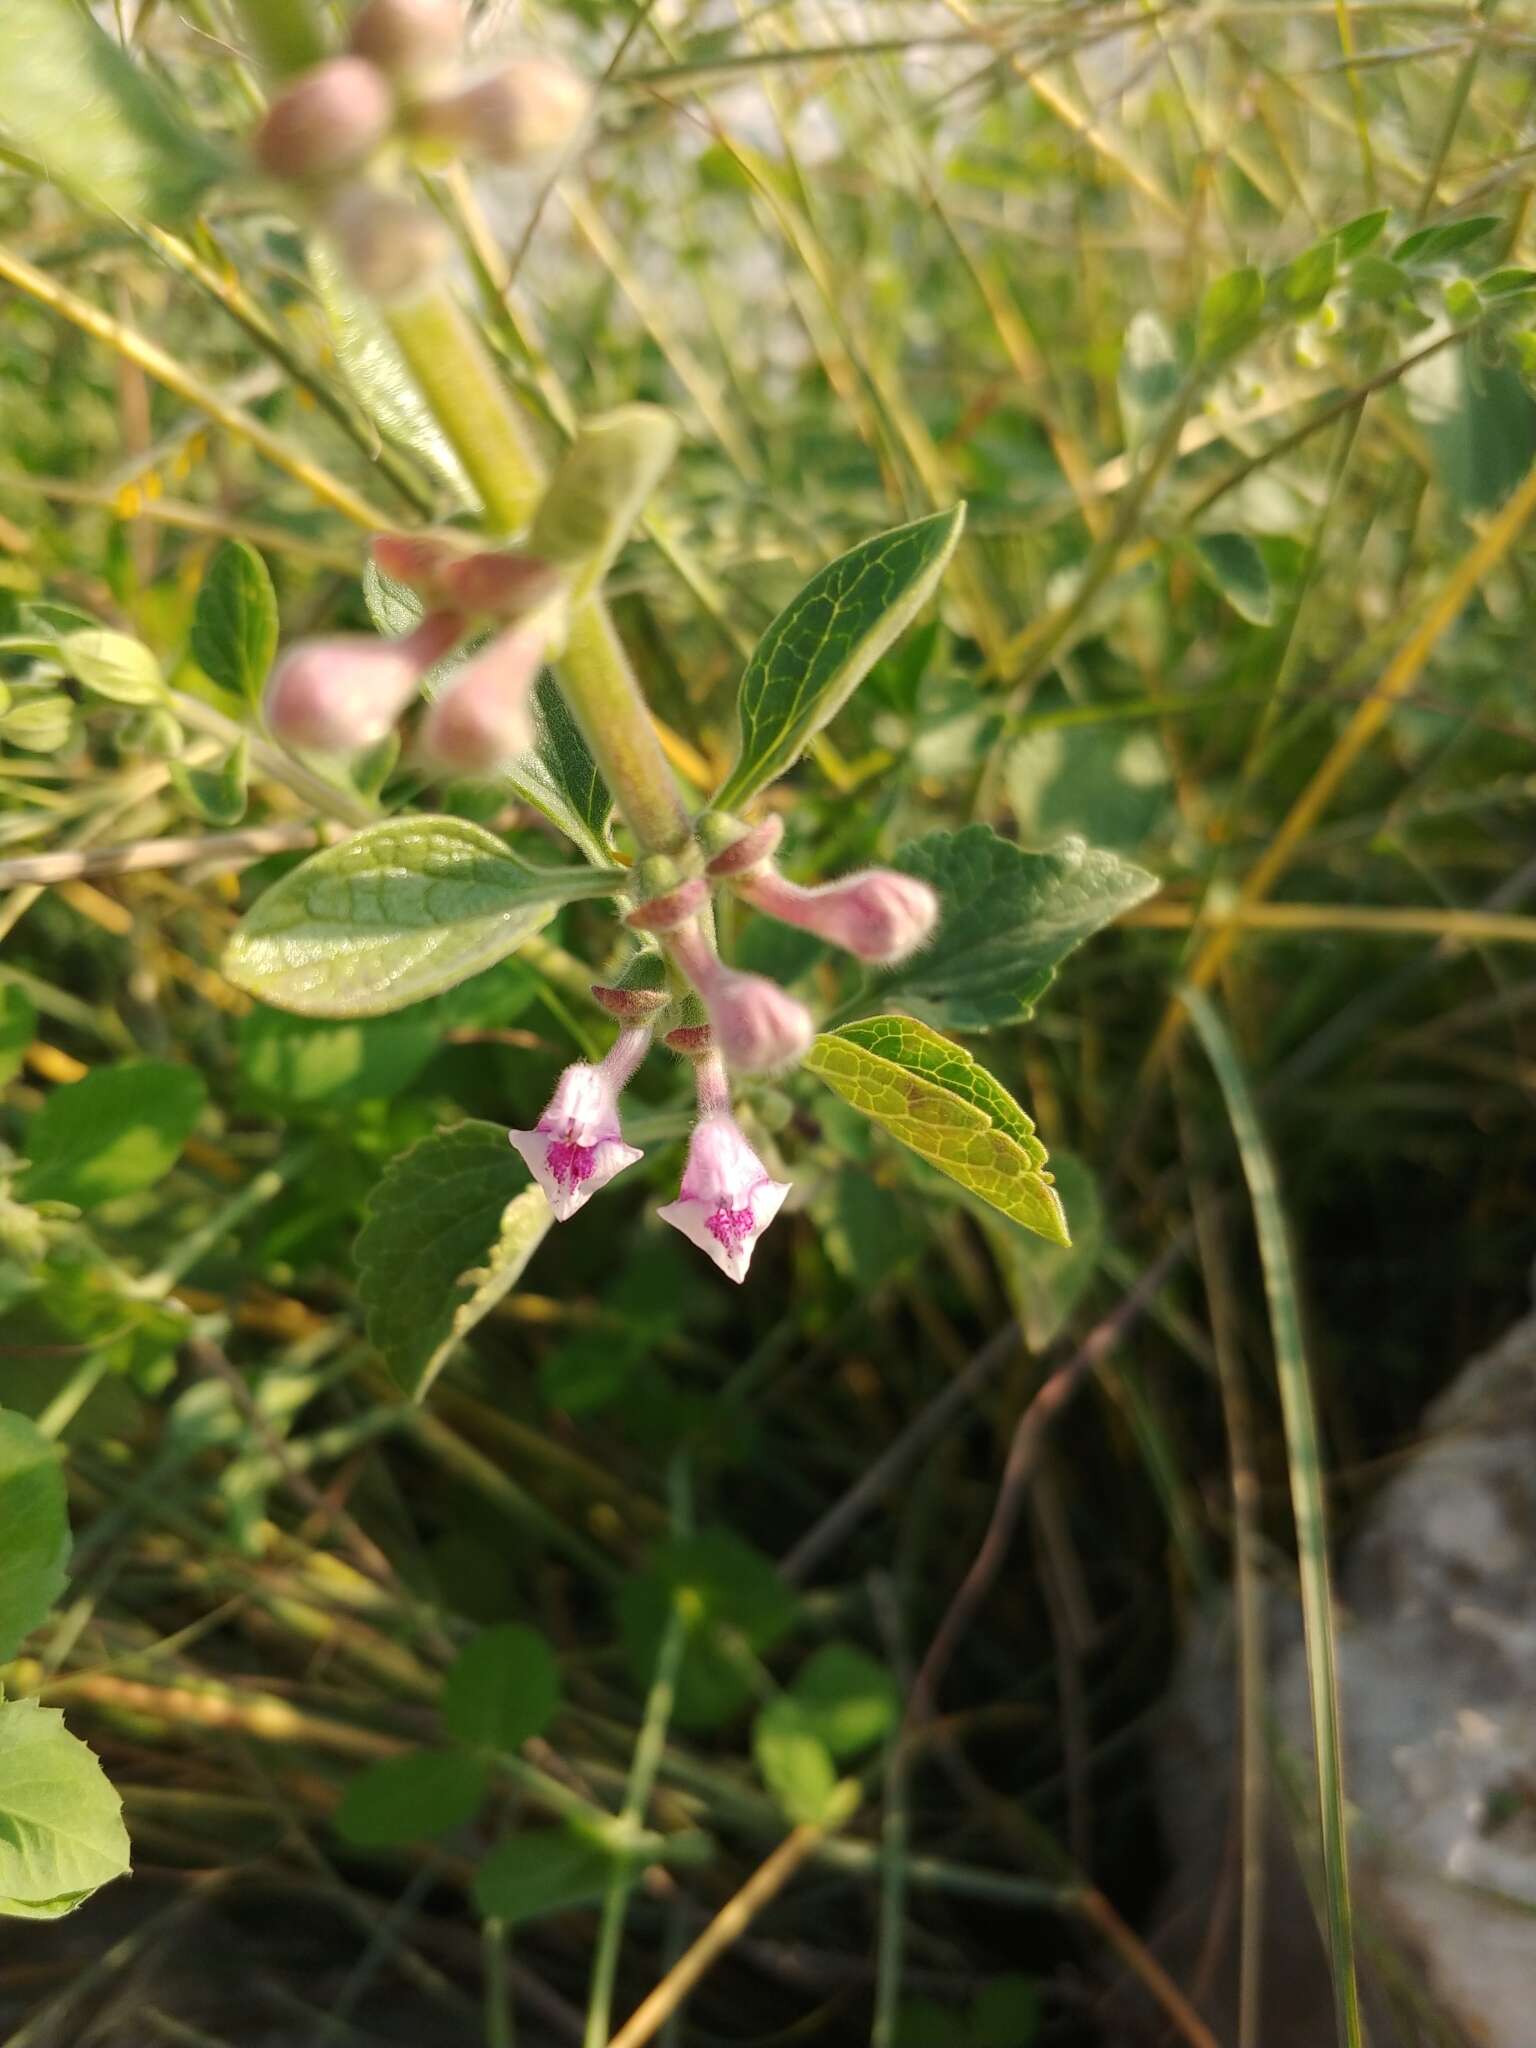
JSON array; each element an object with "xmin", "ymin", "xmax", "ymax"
[
  {"xmin": 252, "ymin": 0, "xmax": 590, "ymax": 299},
  {"xmin": 264, "ymin": 531, "xmax": 564, "ymax": 774},
  {"xmin": 503, "ymin": 817, "xmax": 940, "ymax": 1282}
]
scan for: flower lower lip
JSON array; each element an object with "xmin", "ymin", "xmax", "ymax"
[{"xmin": 545, "ymin": 1138, "xmax": 596, "ymax": 1187}]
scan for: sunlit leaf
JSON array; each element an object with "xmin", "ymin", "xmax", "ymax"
[
  {"xmin": 20, "ymin": 1061, "xmax": 206, "ymax": 1209},
  {"xmin": 191, "ymin": 542, "xmax": 277, "ymax": 705},
  {"xmin": 0, "ymin": 1702, "xmax": 130, "ymax": 1921},
  {"xmin": 0, "ymin": 1408, "xmax": 69, "ymax": 1664}
]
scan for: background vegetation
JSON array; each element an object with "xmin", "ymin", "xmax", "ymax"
[{"xmin": 2, "ymin": 1, "xmax": 1535, "ymax": 2043}]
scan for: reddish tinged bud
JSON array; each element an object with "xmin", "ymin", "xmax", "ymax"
[
  {"xmin": 592, "ymin": 983, "xmax": 671, "ymax": 1023},
  {"xmin": 626, "ymin": 877, "xmax": 710, "ymax": 934},
  {"xmin": 371, "ymin": 532, "xmax": 469, "ymax": 602},
  {"xmin": 408, "ymin": 56, "xmax": 590, "ymax": 165},
  {"xmin": 323, "ymin": 187, "xmax": 449, "ymax": 302},
  {"xmin": 350, "ymin": 0, "xmax": 464, "ymax": 85},
  {"xmin": 254, "ymin": 57, "xmax": 394, "ymax": 183},
  {"xmin": 704, "ymin": 814, "xmax": 783, "ymax": 879},
  {"xmin": 417, "ymin": 622, "xmax": 544, "ymax": 775},
  {"xmin": 264, "ymin": 614, "xmax": 459, "ymax": 753},
  {"xmin": 663, "ymin": 1023, "xmax": 714, "ymax": 1056},
  {"xmin": 439, "ymin": 551, "xmax": 564, "ymax": 620},
  {"xmin": 737, "ymin": 865, "xmax": 939, "ymax": 966}
]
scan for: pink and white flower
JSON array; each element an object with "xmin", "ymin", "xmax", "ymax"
[
  {"xmin": 508, "ymin": 1028, "xmax": 648, "ymax": 1221},
  {"xmin": 659, "ymin": 1109, "xmax": 789, "ymax": 1284},
  {"xmin": 416, "ymin": 621, "xmax": 545, "ymax": 776},
  {"xmin": 264, "ymin": 613, "xmax": 461, "ymax": 753}
]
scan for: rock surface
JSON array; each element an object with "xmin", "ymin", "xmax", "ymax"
[{"xmin": 1153, "ymin": 1303, "xmax": 1536, "ymax": 2047}]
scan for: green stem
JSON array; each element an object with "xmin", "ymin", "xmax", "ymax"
[
  {"xmin": 228, "ymin": 0, "xmax": 328, "ymax": 77},
  {"xmin": 483, "ymin": 1919, "xmax": 513, "ymax": 2048}
]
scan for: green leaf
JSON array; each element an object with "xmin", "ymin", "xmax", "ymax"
[
  {"xmin": 1334, "ymin": 209, "xmax": 1389, "ymax": 261},
  {"xmin": 886, "ymin": 825, "xmax": 1159, "ymax": 1032},
  {"xmin": 1394, "ymin": 214, "xmax": 1502, "ymax": 266},
  {"xmin": 0, "ymin": 1701, "xmax": 130, "ymax": 1920},
  {"xmin": 238, "ymin": 1003, "xmax": 439, "ymax": 1108},
  {"xmin": 1268, "ymin": 237, "xmax": 1337, "ymax": 317},
  {"xmin": 1191, "ymin": 532, "xmax": 1273, "ymax": 625},
  {"xmin": 60, "ymin": 630, "xmax": 164, "ymax": 706},
  {"xmin": 0, "ymin": 984, "xmax": 37, "ymax": 1088},
  {"xmin": 0, "ymin": 0, "xmax": 222, "ymax": 222},
  {"xmin": 1197, "ymin": 266, "xmax": 1265, "ymax": 363},
  {"xmin": 1118, "ymin": 310, "xmax": 1185, "ymax": 451},
  {"xmin": 512, "ymin": 673, "xmax": 615, "ymax": 865},
  {"xmin": 355, "ymin": 1121, "xmax": 553, "ymax": 1399},
  {"xmin": 971, "ymin": 1976, "xmax": 1043, "ymax": 2047},
  {"xmin": 789, "ymin": 1643, "xmax": 900, "ymax": 1759},
  {"xmin": 804, "ymin": 1016, "xmax": 1069, "ymax": 1245},
  {"xmin": 1479, "ymin": 267, "xmax": 1536, "ymax": 300},
  {"xmin": 0, "ymin": 1408, "xmax": 69, "ymax": 1663},
  {"xmin": 1005, "ymin": 721, "xmax": 1172, "ymax": 853},
  {"xmin": 222, "ymin": 815, "xmax": 624, "ymax": 1018},
  {"xmin": 715, "ymin": 506, "xmax": 966, "ymax": 809},
  {"xmin": 472, "ymin": 1826, "xmax": 617, "ymax": 1926},
  {"xmin": 443, "ymin": 1623, "xmax": 561, "ymax": 1751},
  {"xmin": 618, "ymin": 1531, "xmax": 798, "ymax": 1730},
  {"xmin": 753, "ymin": 1697, "xmax": 839, "ymax": 1824},
  {"xmin": 169, "ymin": 739, "xmax": 248, "ymax": 828},
  {"xmin": 0, "ymin": 697, "xmax": 74, "ymax": 754},
  {"xmin": 336, "ymin": 1749, "xmax": 487, "ymax": 1847},
  {"xmin": 191, "ymin": 542, "xmax": 278, "ymax": 706},
  {"xmin": 20, "ymin": 1060, "xmax": 206, "ymax": 1209},
  {"xmin": 988, "ymin": 1149, "xmax": 1102, "ymax": 1350}
]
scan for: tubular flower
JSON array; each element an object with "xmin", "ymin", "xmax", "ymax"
[
  {"xmin": 734, "ymin": 864, "xmax": 939, "ymax": 966},
  {"xmin": 264, "ymin": 613, "xmax": 461, "ymax": 753},
  {"xmin": 508, "ymin": 1028, "xmax": 648, "ymax": 1221},
  {"xmin": 665, "ymin": 921, "xmax": 814, "ymax": 1074},
  {"xmin": 658, "ymin": 1057, "xmax": 789, "ymax": 1283},
  {"xmin": 416, "ymin": 622, "xmax": 545, "ymax": 776}
]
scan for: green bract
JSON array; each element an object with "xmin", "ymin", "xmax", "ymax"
[
  {"xmin": 223, "ymin": 816, "xmax": 625, "ymax": 1017},
  {"xmin": 715, "ymin": 505, "xmax": 965, "ymax": 809}
]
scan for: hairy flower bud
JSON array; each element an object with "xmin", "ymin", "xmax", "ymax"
[
  {"xmin": 659, "ymin": 1083, "xmax": 789, "ymax": 1284},
  {"xmin": 439, "ymin": 550, "xmax": 564, "ymax": 620},
  {"xmin": 666, "ymin": 922, "xmax": 814, "ymax": 1073},
  {"xmin": 254, "ymin": 57, "xmax": 394, "ymax": 184},
  {"xmin": 737, "ymin": 865, "xmax": 939, "ymax": 965},
  {"xmin": 702, "ymin": 813, "xmax": 783, "ymax": 879},
  {"xmin": 349, "ymin": 0, "xmax": 464, "ymax": 86},
  {"xmin": 264, "ymin": 615, "xmax": 459, "ymax": 753},
  {"xmin": 323, "ymin": 187, "xmax": 450, "ymax": 302},
  {"xmin": 408, "ymin": 56, "xmax": 591, "ymax": 165},
  {"xmin": 508, "ymin": 1029, "xmax": 648, "ymax": 1220},
  {"xmin": 416, "ymin": 622, "xmax": 544, "ymax": 775}
]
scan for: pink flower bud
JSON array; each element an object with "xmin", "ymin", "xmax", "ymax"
[
  {"xmin": 264, "ymin": 615, "xmax": 459, "ymax": 753},
  {"xmin": 349, "ymin": 0, "xmax": 464, "ymax": 84},
  {"xmin": 666, "ymin": 923, "xmax": 815, "ymax": 1074},
  {"xmin": 737, "ymin": 866, "xmax": 939, "ymax": 966},
  {"xmin": 439, "ymin": 551, "xmax": 564, "ymax": 620},
  {"xmin": 371, "ymin": 532, "xmax": 467, "ymax": 602},
  {"xmin": 508, "ymin": 1029, "xmax": 648, "ymax": 1220},
  {"xmin": 659, "ymin": 1110, "xmax": 789, "ymax": 1284},
  {"xmin": 254, "ymin": 57, "xmax": 394, "ymax": 183},
  {"xmin": 408, "ymin": 56, "xmax": 590, "ymax": 165},
  {"xmin": 323, "ymin": 187, "xmax": 450, "ymax": 302},
  {"xmin": 416, "ymin": 623, "xmax": 544, "ymax": 776}
]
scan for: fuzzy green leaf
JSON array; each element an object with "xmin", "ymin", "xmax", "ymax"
[
  {"xmin": 0, "ymin": 1702, "xmax": 130, "ymax": 1921},
  {"xmin": 0, "ymin": 0, "xmax": 223, "ymax": 222},
  {"xmin": 0, "ymin": 1409, "xmax": 69, "ymax": 1664},
  {"xmin": 514, "ymin": 673, "xmax": 615, "ymax": 865},
  {"xmin": 223, "ymin": 816, "xmax": 624, "ymax": 1018},
  {"xmin": 805, "ymin": 1016, "xmax": 1069, "ymax": 1245},
  {"xmin": 20, "ymin": 1060, "xmax": 206, "ymax": 1209},
  {"xmin": 716, "ymin": 505, "xmax": 966, "ymax": 808},
  {"xmin": 887, "ymin": 825, "xmax": 1159, "ymax": 1032},
  {"xmin": 60, "ymin": 630, "xmax": 164, "ymax": 707},
  {"xmin": 191, "ymin": 542, "xmax": 278, "ymax": 706},
  {"xmin": 355, "ymin": 1121, "xmax": 553, "ymax": 1399}
]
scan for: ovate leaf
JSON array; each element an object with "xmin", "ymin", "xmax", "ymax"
[
  {"xmin": 60, "ymin": 630, "xmax": 164, "ymax": 706},
  {"xmin": 169, "ymin": 739, "xmax": 248, "ymax": 827},
  {"xmin": 988, "ymin": 1150, "xmax": 1103, "ymax": 1350},
  {"xmin": 355, "ymin": 1121, "xmax": 553, "ymax": 1399},
  {"xmin": 20, "ymin": 1060, "xmax": 206, "ymax": 1208},
  {"xmin": 0, "ymin": 0, "xmax": 222, "ymax": 222},
  {"xmin": 1197, "ymin": 266, "xmax": 1265, "ymax": 364},
  {"xmin": 442, "ymin": 1624, "xmax": 561, "ymax": 1751},
  {"xmin": 1394, "ymin": 215, "xmax": 1501, "ymax": 267},
  {"xmin": 222, "ymin": 816, "xmax": 624, "ymax": 1018},
  {"xmin": 805, "ymin": 1016, "xmax": 1069, "ymax": 1245},
  {"xmin": 0, "ymin": 1408, "xmax": 69, "ymax": 1663},
  {"xmin": 336, "ymin": 1750, "xmax": 487, "ymax": 1848},
  {"xmin": 1192, "ymin": 533, "xmax": 1273, "ymax": 625},
  {"xmin": 191, "ymin": 542, "xmax": 278, "ymax": 705},
  {"xmin": 887, "ymin": 825, "xmax": 1159, "ymax": 1032},
  {"xmin": 511, "ymin": 672, "xmax": 615, "ymax": 865},
  {"xmin": 473, "ymin": 1827, "xmax": 617, "ymax": 1926},
  {"xmin": 789, "ymin": 1643, "xmax": 900, "ymax": 1759},
  {"xmin": 618, "ymin": 1531, "xmax": 798, "ymax": 1730},
  {"xmin": 753, "ymin": 1698, "xmax": 838, "ymax": 1824},
  {"xmin": 0, "ymin": 1702, "xmax": 130, "ymax": 1921},
  {"xmin": 715, "ymin": 506, "xmax": 966, "ymax": 809}
]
